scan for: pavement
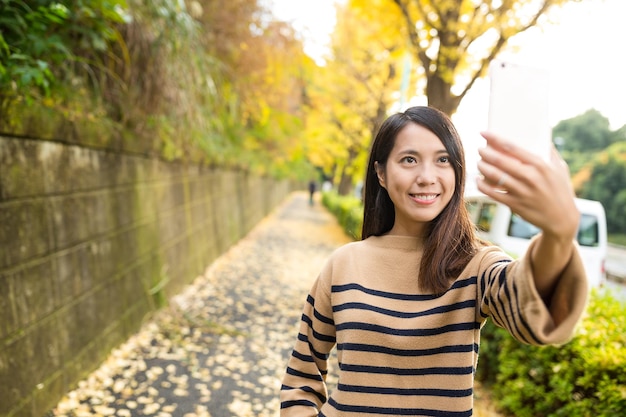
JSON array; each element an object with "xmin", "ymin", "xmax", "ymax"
[{"xmin": 48, "ymin": 192, "xmax": 351, "ymax": 417}]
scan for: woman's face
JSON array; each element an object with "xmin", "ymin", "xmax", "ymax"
[{"xmin": 375, "ymin": 122, "xmax": 456, "ymax": 237}]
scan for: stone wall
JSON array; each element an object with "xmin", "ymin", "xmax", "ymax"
[{"xmin": 0, "ymin": 135, "xmax": 297, "ymax": 417}]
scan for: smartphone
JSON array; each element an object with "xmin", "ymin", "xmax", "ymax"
[{"xmin": 487, "ymin": 60, "xmax": 552, "ymax": 161}]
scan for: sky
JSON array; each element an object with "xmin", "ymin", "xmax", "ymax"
[{"xmin": 267, "ymin": 0, "xmax": 626, "ymax": 164}]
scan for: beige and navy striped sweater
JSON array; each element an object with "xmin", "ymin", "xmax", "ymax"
[{"xmin": 280, "ymin": 234, "xmax": 587, "ymax": 416}]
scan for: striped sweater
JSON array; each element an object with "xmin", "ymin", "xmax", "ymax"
[{"xmin": 280, "ymin": 234, "xmax": 588, "ymax": 416}]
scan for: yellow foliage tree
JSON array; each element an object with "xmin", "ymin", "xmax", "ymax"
[
  {"xmin": 352, "ymin": 0, "xmax": 578, "ymax": 115},
  {"xmin": 238, "ymin": 20, "xmax": 316, "ymax": 175},
  {"xmin": 304, "ymin": 1, "xmax": 416, "ymax": 194},
  {"xmin": 190, "ymin": 0, "xmax": 315, "ymax": 175}
]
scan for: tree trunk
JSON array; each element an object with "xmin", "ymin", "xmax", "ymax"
[
  {"xmin": 426, "ymin": 73, "xmax": 462, "ymax": 116},
  {"xmin": 337, "ymin": 169, "xmax": 353, "ymax": 196},
  {"xmin": 337, "ymin": 148, "xmax": 359, "ymax": 196}
]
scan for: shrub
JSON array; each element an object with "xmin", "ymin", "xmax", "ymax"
[
  {"xmin": 321, "ymin": 191, "xmax": 363, "ymax": 240},
  {"xmin": 478, "ymin": 289, "xmax": 626, "ymax": 416}
]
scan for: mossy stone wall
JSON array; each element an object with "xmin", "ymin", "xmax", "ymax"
[{"xmin": 0, "ymin": 134, "xmax": 296, "ymax": 417}]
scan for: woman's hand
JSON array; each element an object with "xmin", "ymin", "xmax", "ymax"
[
  {"xmin": 476, "ymin": 131, "xmax": 580, "ymax": 302},
  {"xmin": 476, "ymin": 131, "xmax": 578, "ymax": 242}
]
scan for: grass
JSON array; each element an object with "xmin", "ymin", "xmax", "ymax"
[{"xmin": 608, "ymin": 233, "xmax": 626, "ymax": 247}]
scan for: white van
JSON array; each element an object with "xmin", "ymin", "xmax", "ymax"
[{"xmin": 464, "ymin": 192, "xmax": 607, "ymax": 289}]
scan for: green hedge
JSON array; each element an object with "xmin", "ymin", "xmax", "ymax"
[
  {"xmin": 321, "ymin": 191, "xmax": 363, "ymax": 240},
  {"xmin": 477, "ymin": 289, "xmax": 626, "ymax": 416}
]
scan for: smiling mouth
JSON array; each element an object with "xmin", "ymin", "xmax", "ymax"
[{"xmin": 410, "ymin": 193, "xmax": 439, "ymax": 202}]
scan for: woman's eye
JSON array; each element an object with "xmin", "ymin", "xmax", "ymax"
[
  {"xmin": 438, "ymin": 156, "xmax": 450, "ymax": 163},
  {"xmin": 402, "ymin": 156, "xmax": 417, "ymax": 164}
]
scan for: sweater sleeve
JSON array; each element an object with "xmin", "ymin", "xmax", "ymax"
[
  {"xmin": 478, "ymin": 236, "xmax": 588, "ymax": 346},
  {"xmin": 280, "ymin": 261, "xmax": 337, "ymax": 416}
]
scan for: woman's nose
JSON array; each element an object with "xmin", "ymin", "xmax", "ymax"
[{"xmin": 415, "ymin": 163, "xmax": 436, "ymax": 185}]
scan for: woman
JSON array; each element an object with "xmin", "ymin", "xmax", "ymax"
[{"xmin": 280, "ymin": 106, "xmax": 587, "ymax": 416}]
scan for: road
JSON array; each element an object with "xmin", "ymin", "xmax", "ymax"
[
  {"xmin": 605, "ymin": 244, "xmax": 626, "ymax": 301},
  {"xmin": 606, "ymin": 244, "xmax": 626, "ymax": 280}
]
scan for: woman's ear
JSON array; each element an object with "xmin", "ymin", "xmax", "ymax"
[{"xmin": 374, "ymin": 161, "xmax": 386, "ymax": 188}]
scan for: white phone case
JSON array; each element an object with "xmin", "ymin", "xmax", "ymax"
[{"xmin": 488, "ymin": 60, "xmax": 552, "ymax": 161}]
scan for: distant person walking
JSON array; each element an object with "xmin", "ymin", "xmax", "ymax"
[{"xmin": 308, "ymin": 180, "xmax": 316, "ymax": 206}]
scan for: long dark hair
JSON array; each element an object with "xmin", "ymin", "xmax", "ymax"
[{"xmin": 361, "ymin": 106, "xmax": 481, "ymax": 294}]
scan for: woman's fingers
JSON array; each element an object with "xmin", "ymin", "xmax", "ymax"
[
  {"xmin": 475, "ymin": 131, "xmax": 579, "ymax": 239},
  {"xmin": 477, "ymin": 130, "xmax": 551, "ymax": 190},
  {"xmin": 476, "ymin": 157, "xmax": 515, "ymax": 192},
  {"xmin": 480, "ymin": 131, "xmax": 541, "ymax": 165}
]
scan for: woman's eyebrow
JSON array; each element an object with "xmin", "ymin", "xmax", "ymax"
[{"xmin": 397, "ymin": 148, "xmax": 448, "ymax": 156}]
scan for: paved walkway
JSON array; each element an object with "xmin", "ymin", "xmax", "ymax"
[
  {"xmin": 50, "ymin": 192, "xmax": 351, "ymax": 417},
  {"xmin": 49, "ymin": 191, "xmax": 501, "ymax": 417}
]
